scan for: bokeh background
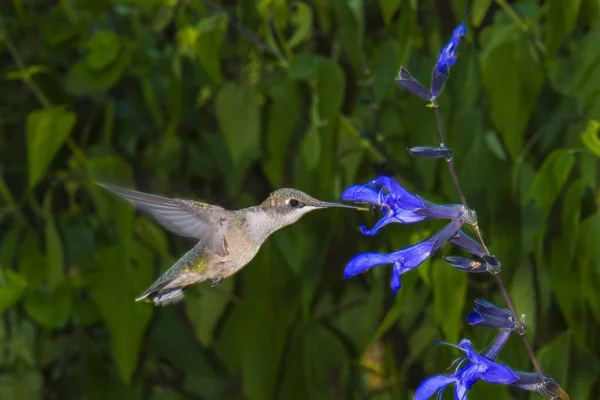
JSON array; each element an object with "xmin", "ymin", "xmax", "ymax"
[{"xmin": 1, "ymin": 0, "xmax": 599, "ymax": 399}]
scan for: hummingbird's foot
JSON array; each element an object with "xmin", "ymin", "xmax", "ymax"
[{"xmin": 210, "ymin": 276, "xmax": 223, "ymax": 287}]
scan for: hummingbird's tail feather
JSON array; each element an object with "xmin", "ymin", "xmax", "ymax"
[
  {"xmin": 136, "ymin": 287, "xmax": 186, "ymax": 306},
  {"xmin": 136, "ymin": 242, "xmax": 209, "ymax": 306}
]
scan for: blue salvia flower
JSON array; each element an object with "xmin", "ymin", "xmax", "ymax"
[
  {"xmin": 436, "ymin": 23, "xmax": 467, "ymax": 74},
  {"xmin": 444, "ymin": 230, "xmax": 502, "ymax": 274},
  {"xmin": 510, "ymin": 372, "xmax": 570, "ymax": 399},
  {"xmin": 341, "ymin": 175, "xmax": 466, "ymax": 236},
  {"xmin": 431, "ymin": 23, "xmax": 467, "ymax": 98},
  {"xmin": 344, "ymin": 218, "xmax": 464, "ymax": 293},
  {"xmin": 415, "ymin": 336, "xmax": 518, "ymax": 400},
  {"xmin": 467, "ymin": 299, "xmax": 519, "ymax": 331}
]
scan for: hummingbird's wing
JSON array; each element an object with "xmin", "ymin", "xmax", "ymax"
[{"xmin": 99, "ymin": 184, "xmax": 230, "ymax": 256}]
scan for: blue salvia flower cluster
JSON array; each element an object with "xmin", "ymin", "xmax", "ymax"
[
  {"xmin": 414, "ymin": 300, "xmax": 568, "ymax": 399},
  {"xmin": 340, "ymin": 12, "xmax": 569, "ymax": 400},
  {"xmin": 341, "ymin": 176, "xmax": 488, "ymax": 294}
]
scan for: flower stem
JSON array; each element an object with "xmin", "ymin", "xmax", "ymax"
[
  {"xmin": 493, "ymin": 273, "xmax": 544, "ymax": 373},
  {"xmin": 431, "ymin": 106, "xmax": 545, "ymax": 375},
  {"xmin": 432, "ymin": 108, "xmax": 469, "ymax": 210}
]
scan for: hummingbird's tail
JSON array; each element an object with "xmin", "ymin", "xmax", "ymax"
[{"xmin": 136, "ymin": 242, "xmax": 209, "ymax": 306}]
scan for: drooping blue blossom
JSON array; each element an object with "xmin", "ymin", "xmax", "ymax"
[
  {"xmin": 445, "ymin": 230, "xmax": 502, "ymax": 273},
  {"xmin": 407, "ymin": 146, "xmax": 453, "ymax": 160},
  {"xmin": 510, "ymin": 371, "xmax": 569, "ymax": 399},
  {"xmin": 344, "ymin": 218, "xmax": 464, "ymax": 294},
  {"xmin": 443, "ymin": 256, "xmax": 488, "ymax": 273},
  {"xmin": 414, "ymin": 337, "xmax": 518, "ymax": 400},
  {"xmin": 449, "ymin": 229, "xmax": 485, "ymax": 257},
  {"xmin": 395, "ymin": 67, "xmax": 433, "ymax": 101},
  {"xmin": 430, "ymin": 67, "xmax": 450, "ymax": 98},
  {"xmin": 467, "ymin": 299, "xmax": 519, "ymax": 331},
  {"xmin": 341, "ymin": 175, "xmax": 466, "ymax": 236}
]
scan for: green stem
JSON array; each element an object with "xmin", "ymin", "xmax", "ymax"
[{"xmin": 494, "ymin": 0, "xmax": 545, "ymax": 54}]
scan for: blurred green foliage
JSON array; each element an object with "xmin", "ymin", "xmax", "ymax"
[{"xmin": 0, "ymin": 0, "xmax": 599, "ymax": 399}]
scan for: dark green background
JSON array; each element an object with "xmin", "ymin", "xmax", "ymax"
[{"xmin": 0, "ymin": 0, "xmax": 599, "ymax": 399}]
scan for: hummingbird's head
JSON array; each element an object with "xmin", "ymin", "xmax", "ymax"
[{"xmin": 260, "ymin": 188, "xmax": 364, "ymax": 226}]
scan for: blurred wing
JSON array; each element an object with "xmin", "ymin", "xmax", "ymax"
[{"xmin": 99, "ymin": 183, "xmax": 230, "ymax": 256}]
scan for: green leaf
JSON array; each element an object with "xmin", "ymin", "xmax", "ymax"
[
  {"xmin": 334, "ymin": 0, "xmax": 364, "ymax": 72},
  {"xmin": 185, "ymin": 279, "xmax": 234, "ymax": 347},
  {"xmin": 301, "ymin": 126, "xmax": 321, "ymax": 169},
  {"xmin": 312, "ymin": 58, "xmax": 345, "ymax": 196},
  {"xmin": 87, "ymin": 152, "xmax": 135, "ymax": 247},
  {"xmin": 0, "ymin": 270, "xmax": 27, "ymax": 315},
  {"xmin": 472, "ymin": 0, "xmax": 492, "ymax": 27},
  {"xmin": 337, "ymin": 115, "xmax": 364, "ymax": 186},
  {"xmin": 432, "ymin": 258, "xmax": 467, "ymax": 343},
  {"xmin": 287, "ymin": 2, "xmax": 313, "ymax": 48},
  {"xmin": 26, "ymin": 107, "xmax": 76, "ymax": 189},
  {"xmin": 580, "ymin": 119, "xmax": 600, "ymax": 157},
  {"xmin": 0, "ymin": 222, "xmax": 24, "ymax": 270},
  {"xmin": 483, "ymin": 131, "xmax": 507, "ymax": 161},
  {"xmin": 18, "ymin": 229, "xmax": 46, "ymax": 286},
  {"xmin": 64, "ymin": 51, "xmax": 131, "ymax": 96},
  {"xmin": 480, "ymin": 24, "xmax": 544, "ymax": 159},
  {"xmin": 536, "ymin": 330, "xmax": 572, "ymax": 389},
  {"xmin": 577, "ymin": 214, "xmax": 600, "ymax": 321},
  {"xmin": 574, "ymin": 23, "xmax": 600, "ymax": 119},
  {"xmin": 289, "ymin": 53, "xmax": 320, "ymax": 80},
  {"xmin": 195, "ymin": 13, "xmax": 228, "ymax": 83},
  {"xmin": 0, "ymin": 371, "xmax": 42, "ymax": 400},
  {"xmin": 216, "ymin": 83, "xmax": 264, "ymax": 172},
  {"xmin": 525, "ymin": 149, "xmax": 575, "ymax": 217},
  {"xmin": 568, "ymin": 346, "xmax": 600, "ymax": 399},
  {"xmin": 279, "ymin": 322, "xmax": 347, "ymax": 399},
  {"xmin": 89, "ymin": 245, "xmax": 153, "ymax": 384},
  {"xmin": 43, "ymin": 192, "xmax": 64, "ymax": 289},
  {"xmin": 509, "ymin": 262, "xmax": 537, "ymax": 339},
  {"xmin": 24, "ymin": 284, "xmax": 72, "ymax": 329},
  {"xmin": 134, "ymin": 216, "xmax": 168, "ymax": 257},
  {"xmin": 381, "ymin": 0, "xmax": 401, "ymax": 26},
  {"xmin": 226, "ymin": 250, "xmax": 298, "ymax": 400},
  {"xmin": 332, "ymin": 283, "xmax": 383, "ymax": 350},
  {"xmin": 86, "ymin": 30, "xmax": 121, "ymax": 70},
  {"xmin": 545, "ymin": 0, "xmax": 582, "ymax": 55},
  {"xmin": 263, "ymin": 78, "xmax": 301, "ymax": 186}
]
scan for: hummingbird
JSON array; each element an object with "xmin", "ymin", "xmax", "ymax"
[{"xmin": 98, "ymin": 183, "xmax": 364, "ymax": 306}]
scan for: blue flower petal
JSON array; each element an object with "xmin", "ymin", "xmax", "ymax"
[
  {"xmin": 391, "ymin": 241, "xmax": 436, "ymax": 274},
  {"xmin": 481, "ymin": 363, "xmax": 518, "ymax": 384},
  {"xmin": 414, "ymin": 375, "xmax": 456, "ymax": 400},
  {"xmin": 390, "ymin": 266, "xmax": 401, "ymax": 294},
  {"xmin": 466, "ymin": 311, "xmax": 484, "ymax": 325},
  {"xmin": 474, "ymin": 299, "xmax": 512, "ymax": 320},
  {"xmin": 340, "ymin": 185, "xmax": 380, "ymax": 203},
  {"xmin": 343, "ymin": 252, "xmax": 393, "ymax": 278},
  {"xmin": 436, "ymin": 23, "xmax": 467, "ymax": 73},
  {"xmin": 481, "ymin": 330, "xmax": 511, "ymax": 360},
  {"xmin": 454, "ymin": 382, "xmax": 468, "ymax": 400}
]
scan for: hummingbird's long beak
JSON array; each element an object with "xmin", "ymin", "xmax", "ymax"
[{"xmin": 316, "ymin": 202, "xmax": 369, "ymax": 211}]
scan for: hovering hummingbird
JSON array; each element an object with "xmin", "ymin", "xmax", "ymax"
[{"xmin": 99, "ymin": 183, "xmax": 364, "ymax": 306}]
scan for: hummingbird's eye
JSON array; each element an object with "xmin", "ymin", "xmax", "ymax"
[{"xmin": 289, "ymin": 199, "xmax": 304, "ymax": 208}]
